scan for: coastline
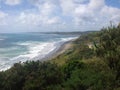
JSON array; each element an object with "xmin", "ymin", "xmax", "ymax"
[
  {"xmin": 0, "ymin": 37, "xmax": 77, "ymax": 71},
  {"xmin": 41, "ymin": 39, "xmax": 75, "ymax": 61}
]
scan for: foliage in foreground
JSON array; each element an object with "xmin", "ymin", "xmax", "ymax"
[{"xmin": 0, "ymin": 24, "xmax": 120, "ymax": 90}]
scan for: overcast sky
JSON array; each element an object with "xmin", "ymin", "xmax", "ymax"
[{"xmin": 0, "ymin": 0, "xmax": 120, "ymax": 33}]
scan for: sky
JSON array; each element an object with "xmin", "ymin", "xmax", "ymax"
[{"xmin": 0, "ymin": 0, "xmax": 120, "ymax": 33}]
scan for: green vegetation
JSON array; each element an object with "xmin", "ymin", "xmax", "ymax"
[{"xmin": 0, "ymin": 24, "xmax": 120, "ymax": 90}]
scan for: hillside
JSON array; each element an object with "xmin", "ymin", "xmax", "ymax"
[{"xmin": 0, "ymin": 24, "xmax": 120, "ymax": 90}]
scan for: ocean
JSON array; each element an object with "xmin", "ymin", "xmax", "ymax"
[{"xmin": 0, "ymin": 33, "xmax": 78, "ymax": 71}]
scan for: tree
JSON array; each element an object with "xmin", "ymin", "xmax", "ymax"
[{"xmin": 95, "ymin": 25, "xmax": 120, "ymax": 87}]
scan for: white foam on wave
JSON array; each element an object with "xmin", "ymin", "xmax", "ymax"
[
  {"xmin": 0, "ymin": 57, "xmax": 11, "ymax": 71},
  {"xmin": 13, "ymin": 37, "xmax": 78, "ymax": 61},
  {"xmin": 10, "ymin": 41, "xmax": 57, "ymax": 61},
  {"xmin": 0, "ymin": 36, "xmax": 78, "ymax": 71},
  {"xmin": 0, "ymin": 41, "xmax": 57, "ymax": 71}
]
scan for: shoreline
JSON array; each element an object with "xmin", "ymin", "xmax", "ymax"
[
  {"xmin": 41, "ymin": 39, "xmax": 75, "ymax": 61},
  {"xmin": 0, "ymin": 38, "xmax": 77, "ymax": 71}
]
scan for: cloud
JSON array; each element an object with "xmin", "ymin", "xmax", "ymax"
[
  {"xmin": 59, "ymin": 0, "xmax": 120, "ymax": 28},
  {"xmin": 40, "ymin": 2, "xmax": 56, "ymax": 16},
  {"xmin": 9, "ymin": 0, "xmax": 65, "ymax": 32},
  {"xmin": 0, "ymin": 0, "xmax": 120, "ymax": 32},
  {"xmin": 60, "ymin": 0, "xmax": 77, "ymax": 16},
  {"xmin": 5, "ymin": 0, "xmax": 21, "ymax": 5},
  {"xmin": 88, "ymin": 0, "xmax": 105, "ymax": 10},
  {"xmin": 15, "ymin": 1, "xmax": 63, "ymax": 26},
  {"xmin": 0, "ymin": 11, "xmax": 8, "ymax": 25},
  {"xmin": 16, "ymin": 12, "xmax": 63, "ymax": 26}
]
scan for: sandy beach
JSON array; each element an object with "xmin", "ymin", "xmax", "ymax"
[{"xmin": 41, "ymin": 39, "xmax": 74, "ymax": 61}]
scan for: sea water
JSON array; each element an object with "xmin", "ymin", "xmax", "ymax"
[{"xmin": 0, "ymin": 32, "xmax": 78, "ymax": 71}]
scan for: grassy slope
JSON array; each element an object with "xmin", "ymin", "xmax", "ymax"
[
  {"xmin": 49, "ymin": 30, "xmax": 119, "ymax": 90},
  {"xmin": 50, "ymin": 32, "xmax": 98, "ymax": 65}
]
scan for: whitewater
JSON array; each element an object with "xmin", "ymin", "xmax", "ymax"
[{"xmin": 0, "ymin": 33, "xmax": 78, "ymax": 71}]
